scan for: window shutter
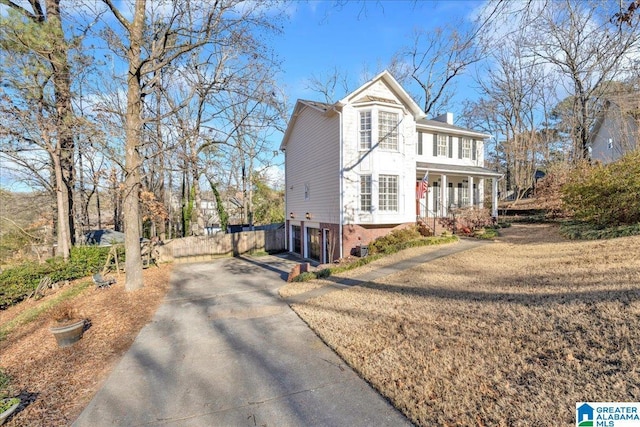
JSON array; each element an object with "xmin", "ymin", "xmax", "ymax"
[
  {"xmin": 472, "ymin": 140, "xmax": 477, "ymax": 160},
  {"xmin": 458, "ymin": 137, "xmax": 462, "ymax": 159},
  {"xmin": 433, "ymin": 134, "xmax": 438, "ymax": 156},
  {"xmin": 448, "ymin": 136, "xmax": 453, "ymax": 158},
  {"xmin": 418, "ymin": 132, "xmax": 423, "ymax": 155}
]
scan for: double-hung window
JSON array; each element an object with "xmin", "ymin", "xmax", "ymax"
[
  {"xmin": 378, "ymin": 111, "xmax": 398, "ymax": 150},
  {"xmin": 462, "ymin": 138, "xmax": 472, "ymax": 159},
  {"xmin": 379, "ymin": 175, "xmax": 398, "ymax": 211},
  {"xmin": 437, "ymin": 134, "xmax": 448, "ymax": 157},
  {"xmin": 359, "ymin": 111, "xmax": 372, "ymax": 150},
  {"xmin": 360, "ymin": 175, "xmax": 372, "ymax": 212}
]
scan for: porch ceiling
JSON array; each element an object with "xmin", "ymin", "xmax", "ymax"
[{"xmin": 416, "ymin": 162, "xmax": 502, "ymax": 179}]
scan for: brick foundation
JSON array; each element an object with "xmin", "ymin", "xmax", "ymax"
[{"xmin": 342, "ymin": 223, "xmax": 414, "ymax": 257}]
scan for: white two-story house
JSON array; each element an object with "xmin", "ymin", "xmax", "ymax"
[{"xmin": 280, "ymin": 70, "xmax": 501, "ymax": 263}]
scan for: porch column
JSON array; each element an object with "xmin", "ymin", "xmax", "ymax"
[
  {"xmin": 440, "ymin": 174, "xmax": 448, "ymax": 217},
  {"xmin": 468, "ymin": 176, "xmax": 474, "ymax": 207},
  {"xmin": 492, "ymin": 178, "xmax": 498, "ymax": 217}
]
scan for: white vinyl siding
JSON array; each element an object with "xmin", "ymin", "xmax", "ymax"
[
  {"xmin": 359, "ymin": 111, "xmax": 372, "ymax": 150},
  {"xmin": 379, "ymin": 174, "xmax": 398, "ymax": 211},
  {"xmin": 284, "ymin": 104, "xmax": 340, "ymax": 224},
  {"xmin": 360, "ymin": 175, "xmax": 372, "ymax": 212},
  {"xmin": 378, "ymin": 111, "xmax": 399, "ymax": 150}
]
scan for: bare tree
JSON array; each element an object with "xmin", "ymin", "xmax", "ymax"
[
  {"xmin": 389, "ymin": 3, "xmax": 504, "ymax": 117},
  {"xmin": 518, "ymin": 0, "xmax": 639, "ymax": 159},
  {"xmin": 0, "ymin": 0, "xmax": 77, "ymax": 260},
  {"xmin": 305, "ymin": 67, "xmax": 351, "ymax": 103},
  {"xmin": 99, "ymin": 0, "xmax": 284, "ymax": 290}
]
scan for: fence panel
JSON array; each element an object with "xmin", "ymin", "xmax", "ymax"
[{"xmin": 158, "ymin": 229, "xmax": 286, "ymax": 263}]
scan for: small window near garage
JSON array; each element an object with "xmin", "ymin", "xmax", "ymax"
[{"xmin": 304, "ymin": 183, "xmax": 310, "ymax": 200}]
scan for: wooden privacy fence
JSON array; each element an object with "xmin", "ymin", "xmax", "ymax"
[{"xmin": 157, "ymin": 229, "xmax": 286, "ymax": 263}]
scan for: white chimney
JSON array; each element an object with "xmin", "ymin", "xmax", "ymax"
[{"xmin": 433, "ymin": 112, "xmax": 454, "ymax": 125}]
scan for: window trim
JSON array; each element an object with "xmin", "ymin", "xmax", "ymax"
[
  {"xmin": 462, "ymin": 138, "xmax": 472, "ymax": 159},
  {"xmin": 359, "ymin": 110, "xmax": 372, "ymax": 151},
  {"xmin": 378, "ymin": 174, "xmax": 399, "ymax": 212},
  {"xmin": 378, "ymin": 110, "xmax": 399, "ymax": 151},
  {"xmin": 436, "ymin": 134, "xmax": 448, "ymax": 157},
  {"xmin": 360, "ymin": 174, "xmax": 372, "ymax": 212}
]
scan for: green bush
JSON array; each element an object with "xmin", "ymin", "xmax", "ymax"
[
  {"xmin": 292, "ymin": 272, "xmax": 317, "ymax": 282},
  {"xmin": 562, "ymin": 151, "xmax": 640, "ymax": 226},
  {"xmin": 0, "ymin": 245, "xmax": 124, "ymax": 309},
  {"xmin": 560, "ymin": 220, "xmax": 640, "ymax": 240},
  {"xmin": 291, "ymin": 234, "xmax": 459, "ymax": 283},
  {"xmin": 368, "ymin": 227, "xmax": 422, "ymax": 255}
]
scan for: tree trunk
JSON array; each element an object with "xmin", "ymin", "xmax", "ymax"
[
  {"xmin": 52, "ymin": 150, "xmax": 71, "ymax": 259},
  {"xmin": 122, "ymin": 0, "xmax": 146, "ymax": 291},
  {"xmin": 46, "ymin": 0, "xmax": 75, "ymax": 250},
  {"xmin": 191, "ymin": 169, "xmax": 204, "ymax": 236}
]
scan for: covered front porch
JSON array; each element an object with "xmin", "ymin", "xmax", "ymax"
[{"xmin": 416, "ymin": 162, "xmax": 502, "ymax": 219}]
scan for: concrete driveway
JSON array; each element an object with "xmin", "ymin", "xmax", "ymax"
[{"xmin": 73, "ymin": 255, "xmax": 411, "ymax": 426}]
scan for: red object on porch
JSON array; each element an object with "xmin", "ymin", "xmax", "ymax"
[{"xmin": 416, "ymin": 172, "xmax": 429, "ymax": 199}]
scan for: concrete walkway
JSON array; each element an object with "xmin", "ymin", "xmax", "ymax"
[
  {"xmin": 286, "ymin": 237, "xmax": 489, "ymax": 304},
  {"xmin": 73, "ymin": 255, "xmax": 412, "ymax": 427}
]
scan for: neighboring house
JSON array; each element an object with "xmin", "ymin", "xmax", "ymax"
[
  {"xmin": 280, "ymin": 70, "xmax": 501, "ymax": 263},
  {"xmin": 589, "ymin": 96, "xmax": 639, "ymax": 164}
]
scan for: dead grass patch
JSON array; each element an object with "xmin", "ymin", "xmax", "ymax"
[
  {"xmin": 292, "ymin": 224, "xmax": 640, "ymax": 426},
  {"xmin": 0, "ymin": 264, "xmax": 172, "ymax": 426}
]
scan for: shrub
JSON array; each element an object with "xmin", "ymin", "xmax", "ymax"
[
  {"xmin": 368, "ymin": 227, "xmax": 421, "ymax": 255},
  {"xmin": 535, "ymin": 162, "xmax": 574, "ymax": 218},
  {"xmin": 562, "ymin": 151, "xmax": 640, "ymax": 226},
  {"xmin": 0, "ymin": 245, "xmax": 124, "ymax": 309},
  {"xmin": 560, "ymin": 220, "xmax": 640, "ymax": 240},
  {"xmin": 292, "ymin": 272, "xmax": 317, "ymax": 282}
]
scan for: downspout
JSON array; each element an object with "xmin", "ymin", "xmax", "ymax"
[{"xmin": 335, "ymin": 106, "xmax": 344, "ymax": 259}]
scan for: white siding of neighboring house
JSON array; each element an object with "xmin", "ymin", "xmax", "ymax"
[
  {"xmin": 591, "ymin": 106, "xmax": 639, "ymax": 164},
  {"xmin": 284, "ymin": 105, "xmax": 340, "ymax": 225},
  {"xmin": 340, "ymin": 83, "xmax": 417, "ymax": 226}
]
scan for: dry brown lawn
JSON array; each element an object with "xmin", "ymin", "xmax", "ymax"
[
  {"xmin": 290, "ymin": 224, "xmax": 640, "ymax": 426},
  {"xmin": 0, "ymin": 264, "xmax": 171, "ymax": 426}
]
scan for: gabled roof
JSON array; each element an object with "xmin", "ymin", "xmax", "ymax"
[
  {"xmin": 417, "ymin": 118, "xmax": 490, "ymax": 139},
  {"xmin": 279, "ymin": 99, "xmax": 337, "ymax": 150},
  {"xmin": 588, "ymin": 95, "xmax": 640, "ymax": 145},
  {"xmin": 340, "ymin": 70, "xmax": 426, "ymax": 119}
]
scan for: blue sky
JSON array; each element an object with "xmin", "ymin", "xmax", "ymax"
[
  {"xmin": 0, "ymin": 0, "xmax": 486, "ymax": 190},
  {"xmin": 264, "ymin": 0, "xmax": 486, "ymax": 176},
  {"xmin": 273, "ymin": 0, "xmax": 484, "ymax": 109}
]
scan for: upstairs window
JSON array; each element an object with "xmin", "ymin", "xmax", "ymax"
[
  {"xmin": 462, "ymin": 138, "xmax": 472, "ymax": 159},
  {"xmin": 359, "ymin": 111, "xmax": 372, "ymax": 150},
  {"xmin": 378, "ymin": 111, "xmax": 399, "ymax": 150},
  {"xmin": 436, "ymin": 134, "xmax": 447, "ymax": 157},
  {"xmin": 379, "ymin": 174, "xmax": 398, "ymax": 211}
]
